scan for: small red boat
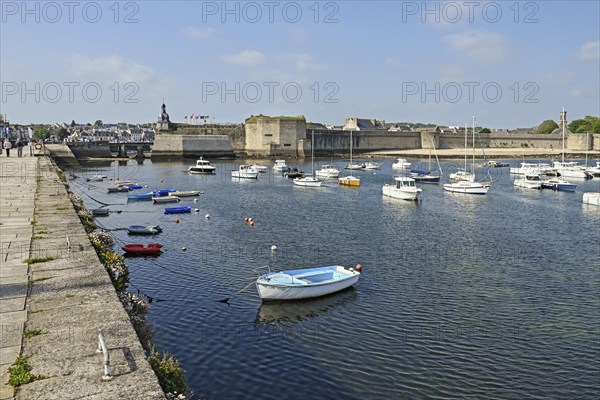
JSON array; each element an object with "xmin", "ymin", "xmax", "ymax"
[{"xmin": 122, "ymin": 243, "xmax": 163, "ymax": 256}]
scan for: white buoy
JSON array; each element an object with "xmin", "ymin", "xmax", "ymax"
[
  {"xmin": 195, "ymin": 208, "xmax": 200, "ymax": 212},
  {"xmin": 205, "ymin": 214, "xmax": 210, "ymax": 219},
  {"xmin": 193, "ymin": 198, "xmax": 198, "ymax": 203},
  {"xmin": 271, "ymin": 245, "xmax": 277, "ymax": 252},
  {"xmin": 181, "ymin": 247, "xmax": 187, "ymax": 251}
]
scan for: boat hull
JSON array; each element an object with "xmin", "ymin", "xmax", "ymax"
[
  {"xmin": 338, "ymin": 176, "xmax": 360, "ymax": 186},
  {"xmin": 231, "ymin": 171, "xmax": 258, "ymax": 179},
  {"xmin": 256, "ymin": 266, "xmax": 360, "ymax": 301},
  {"xmin": 583, "ymin": 192, "xmax": 600, "ymax": 205},
  {"xmin": 443, "ymin": 182, "xmax": 489, "ymax": 195},
  {"xmin": 382, "ymin": 185, "xmax": 421, "ymax": 200},
  {"xmin": 513, "ymin": 180, "xmax": 541, "ymax": 189},
  {"xmin": 293, "ymin": 177, "xmax": 322, "ymax": 187},
  {"xmin": 153, "ymin": 196, "xmax": 180, "ymax": 203},
  {"xmin": 188, "ymin": 167, "xmax": 216, "ymax": 174},
  {"xmin": 164, "ymin": 206, "xmax": 191, "ymax": 214}
]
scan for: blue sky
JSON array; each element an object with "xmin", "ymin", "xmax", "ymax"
[{"xmin": 1, "ymin": 1, "xmax": 599, "ymax": 128}]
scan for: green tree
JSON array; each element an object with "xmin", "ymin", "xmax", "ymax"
[
  {"xmin": 33, "ymin": 127, "xmax": 50, "ymax": 139},
  {"xmin": 94, "ymin": 120, "xmax": 103, "ymax": 127},
  {"xmin": 70, "ymin": 120, "xmax": 76, "ymax": 127},
  {"xmin": 536, "ymin": 119, "xmax": 559, "ymax": 134},
  {"xmin": 479, "ymin": 128, "xmax": 491, "ymax": 133},
  {"xmin": 58, "ymin": 128, "xmax": 69, "ymax": 140},
  {"xmin": 568, "ymin": 116, "xmax": 600, "ymax": 133}
]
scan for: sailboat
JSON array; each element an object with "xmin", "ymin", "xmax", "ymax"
[
  {"xmin": 411, "ymin": 138, "xmax": 443, "ymax": 183},
  {"xmin": 293, "ymin": 132, "xmax": 322, "ymax": 187},
  {"xmin": 339, "ymin": 130, "xmax": 360, "ymax": 186},
  {"xmin": 541, "ymin": 108, "xmax": 579, "ymax": 191},
  {"xmin": 443, "ymin": 117, "xmax": 489, "ymax": 195},
  {"xmin": 448, "ymin": 124, "xmax": 473, "ymax": 182},
  {"xmin": 552, "ymin": 109, "xmax": 592, "ymax": 179}
]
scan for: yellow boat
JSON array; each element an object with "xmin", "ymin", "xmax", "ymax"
[{"xmin": 338, "ymin": 176, "xmax": 360, "ymax": 186}]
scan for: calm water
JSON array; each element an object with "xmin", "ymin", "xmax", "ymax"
[{"xmin": 70, "ymin": 158, "xmax": 600, "ymax": 399}]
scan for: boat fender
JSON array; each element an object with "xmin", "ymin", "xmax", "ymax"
[
  {"xmin": 271, "ymin": 245, "xmax": 277, "ymax": 251},
  {"xmin": 244, "ymin": 217, "xmax": 249, "ymax": 222},
  {"xmin": 249, "ymin": 221, "xmax": 254, "ymax": 226},
  {"xmin": 355, "ymin": 264, "xmax": 363, "ymax": 272}
]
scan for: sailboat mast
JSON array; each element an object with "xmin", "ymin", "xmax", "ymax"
[
  {"xmin": 464, "ymin": 123, "xmax": 468, "ymax": 172},
  {"xmin": 350, "ymin": 130, "xmax": 353, "ymax": 165},
  {"xmin": 311, "ymin": 132, "xmax": 315, "ymax": 176},
  {"xmin": 561, "ymin": 107, "xmax": 565, "ymax": 164},
  {"xmin": 472, "ymin": 116, "xmax": 476, "ymax": 174}
]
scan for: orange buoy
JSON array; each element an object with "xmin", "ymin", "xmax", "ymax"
[
  {"xmin": 355, "ymin": 264, "xmax": 363, "ymax": 272},
  {"xmin": 244, "ymin": 217, "xmax": 249, "ymax": 222},
  {"xmin": 175, "ymin": 218, "xmax": 180, "ymax": 224},
  {"xmin": 250, "ymin": 221, "xmax": 255, "ymax": 226}
]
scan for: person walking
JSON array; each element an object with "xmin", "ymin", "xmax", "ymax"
[
  {"xmin": 3, "ymin": 138, "xmax": 12, "ymax": 157},
  {"xmin": 16, "ymin": 138, "xmax": 23, "ymax": 157}
]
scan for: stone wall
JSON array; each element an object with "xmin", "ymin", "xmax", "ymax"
[
  {"xmin": 306, "ymin": 129, "xmax": 421, "ymax": 156},
  {"xmin": 244, "ymin": 115, "xmax": 306, "ymax": 157},
  {"xmin": 152, "ymin": 134, "xmax": 234, "ymax": 158},
  {"xmin": 67, "ymin": 141, "xmax": 111, "ymax": 158},
  {"xmin": 436, "ymin": 133, "xmax": 565, "ymax": 150}
]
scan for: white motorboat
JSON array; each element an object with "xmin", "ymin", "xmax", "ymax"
[
  {"xmin": 585, "ymin": 161, "xmax": 600, "ymax": 177},
  {"xmin": 392, "ymin": 158, "xmax": 411, "ymax": 169},
  {"xmin": 315, "ymin": 164, "xmax": 340, "ymax": 178},
  {"xmin": 552, "ymin": 161, "xmax": 593, "ymax": 179},
  {"xmin": 256, "ymin": 265, "xmax": 361, "ymax": 301},
  {"xmin": 232, "ymin": 165, "xmax": 259, "ymax": 179},
  {"xmin": 514, "ymin": 174, "xmax": 542, "ymax": 189},
  {"xmin": 188, "ymin": 157, "xmax": 216, "ymax": 174},
  {"xmin": 249, "ymin": 164, "xmax": 268, "ymax": 173},
  {"xmin": 363, "ymin": 161, "xmax": 381, "ymax": 170},
  {"xmin": 339, "ymin": 130, "xmax": 361, "ymax": 187},
  {"xmin": 510, "ymin": 162, "xmax": 554, "ymax": 176},
  {"xmin": 344, "ymin": 163, "xmax": 364, "ymax": 170},
  {"xmin": 272, "ymin": 159, "xmax": 289, "ymax": 172},
  {"xmin": 86, "ymin": 174, "xmax": 106, "ymax": 182},
  {"xmin": 540, "ymin": 177, "xmax": 577, "ymax": 192},
  {"xmin": 583, "ymin": 192, "xmax": 600, "ymax": 205},
  {"xmin": 382, "ymin": 176, "xmax": 422, "ymax": 201}
]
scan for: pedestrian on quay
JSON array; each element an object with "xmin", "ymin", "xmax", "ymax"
[
  {"xmin": 3, "ymin": 138, "xmax": 12, "ymax": 157},
  {"xmin": 16, "ymin": 138, "xmax": 23, "ymax": 157}
]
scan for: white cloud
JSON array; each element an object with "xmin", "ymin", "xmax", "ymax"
[
  {"xmin": 577, "ymin": 41, "xmax": 599, "ymax": 61},
  {"xmin": 221, "ymin": 50, "xmax": 265, "ymax": 66},
  {"xmin": 181, "ymin": 27, "xmax": 218, "ymax": 40},
  {"xmin": 443, "ymin": 30, "xmax": 509, "ymax": 62},
  {"xmin": 65, "ymin": 55, "xmax": 155, "ymax": 83},
  {"xmin": 288, "ymin": 54, "xmax": 327, "ymax": 72}
]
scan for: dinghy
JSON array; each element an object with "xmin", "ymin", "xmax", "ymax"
[
  {"xmin": 153, "ymin": 189, "xmax": 177, "ymax": 197},
  {"xmin": 164, "ymin": 206, "xmax": 192, "ymax": 214},
  {"xmin": 127, "ymin": 225, "xmax": 162, "ymax": 235},
  {"xmin": 127, "ymin": 192, "xmax": 154, "ymax": 200},
  {"xmin": 169, "ymin": 190, "xmax": 201, "ymax": 197},
  {"xmin": 123, "ymin": 184, "xmax": 143, "ymax": 190},
  {"xmin": 122, "ymin": 243, "xmax": 163, "ymax": 256},
  {"xmin": 91, "ymin": 208, "xmax": 110, "ymax": 216},
  {"xmin": 107, "ymin": 187, "xmax": 130, "ymax": 193},
  {"xmin": 153, "ymin": 196, "xmax": 180, "ymax": 204},
  {"xmin": 256, "ymin": 265, "xmax": 361, "ymax": 301}
]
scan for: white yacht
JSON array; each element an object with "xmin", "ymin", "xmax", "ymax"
[
  {"xmin": 448, "ymin": 169, "xmax": 473, "ymax": 182},
  {"xmin": 363, "ymin": 161, "xmax": 381, "ymax": 170},
  {"xmin": 392, "ymin": 158, "xmax": 411, "ymax": 169},
  {"xmin": 232, "ymin": 165, "xmax": 259, "ymax": 179},
  {"xmin": 382, "ymin": 176, "xmax": 422, "ymax": 201},
  {"xmin": 583, "ymin": 192, "xmax": 600, "ymax": 206},
  {"xmin": 552, "ymin": 161, "xmax": 593, "ymax": 179},
  {"xmin": 514, "ymin": 174, "xmax": 542, "ymax": 189},
  {"xmin": 272, "ymin": 160, "xmax": 289, "ymax": 173},
  {"xmin": 188, "ymin": 157, "xmax": 216, "ymax": 174},
  {"xmin": 315, "ymin": 164, "xmax": 340, "ymax": 178},
  {"xmin": 585, "ymin": 162, "xmax": 600, "ymax": 177},
  {"xmin": 510, "ymin": 162, "xmax": 554, "ymax": 176}
]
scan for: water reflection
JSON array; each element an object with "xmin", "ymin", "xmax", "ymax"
[{"xmin": 255, "ymin": 288, "xmax": 358, "ymax": 325}]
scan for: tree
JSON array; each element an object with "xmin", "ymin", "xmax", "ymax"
[
  {"xmin": 94, "ymin": 120, "xmax": 103, "ymax": 127},
  {"xmin": 536, "ymin": 119, "xmax": 559, "ymax": 134},
  {"xmin": 33, "ymin": 127, "xmax": 50, "ymax": 139},
  {"xmin": 58, "ymin": 128, "xmax": 69, "ymax": 140},
  {"xmin": 71, "ymin": 120, "xmax": 76, "ymax": 127},
  {"xmin": 569, "ymin": 116, "xmax": 600, "ymax": 133},
  {"xmin": 480, "ymin": 128, "xmax": 491, "ymax": 133}
]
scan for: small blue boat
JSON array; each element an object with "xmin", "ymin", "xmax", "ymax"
[
  {"xmin": 127, "ymin": 192, "xmax": 154, "ymax": 200},
  {"xmin": 154, "ymin": 189, "xmax": 177, "ymax": 197},
  {"xmin": 164, "ymin": 206, "xmax": 192, "ymax": 214},
  {"xmin": 124, "ymin": 184, "xmax": 143, "ymax": 190},
  {"xmin": 541, "ymin": 178, "xmax": 577, "ymax": 192}
]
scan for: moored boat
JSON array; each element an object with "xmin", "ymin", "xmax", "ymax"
[
  {"xmin": 272, "ymin": 159, "xmax": 289, "ymax": 173},
  {"xmin": 541, "ymin": 178, "xmax": 577, "ymax": 192},
  {"xmin": 410, "ymin": 169, "xmax": 440, "ymax": 183},
  {"xmin": 153, "ymin": 189, "xmax": 177, "ymax": 197},
  {"xmin": 443, "ymin": 180, "xmax": 489, "ymax": 195},
  {"xmin": 255, "ymin": 265, "xmax": 361, "ymax": 301},
  {"xmin": 382, "ymin": 176, "xmax": 422, "ymax": 200},
  {"xmin": 169, "ymin": 190, "xmax": 201, "ymax": 197},
  {"xmin": 107, "ymin": 186, "xmax": 130, "ymax": 193},
  {"xmin": 392, "ymin": 158, "xmax": 411, "ymax": 169},
  {"xmin": 122, "ymin": 243, "xmax": 163, "ymax": 256},
  {"xmin": 363, "ymin": 161, "xmax": 381, "ymax": 170},
  {"xmin": 514, "ymin": 174, "xmax": 542, "ymax": 190},
  {"xmin": 585, "ymin": 162, "xmax": 600, "ymax": 177},
  {"xmin": 552, "ymin": 161, "xmax": 593, "ymax": 179},
  {"xmin": 153, "ymin": 196, "xmax": 180, "ymax": 204},
  {"xmin": 338, "ymin": 175, "xmax": 360, "ymax": 187},
  {"xmin": 188, "ymin": 157, "xmax": 216, "ymax": 174},
  {"xmin": 127, "ymin": 225, "xmax": 162, "ymax": 235},
  {"xmin": 293, "ymin": 176, "xmax": 322, "ymax": 187},
  {"xmin": 232, "ymin": 165, "xmax": 259, "ymax": 179},
  {"xmin": 86, "ymin": 174, "xmax": 106, "ymax": 182},
  {"xmin": 164, "ymin": 206, "xmax": 192, "ymax": 214},
  {"xmin": 91, "ymin": 208, "xmax": 110, "ymax": 216},
  {"xmin": 284, "ymin": 167, "xmax": 305, "ymax": 179},
  {"xmin": 315, "ymin": 164, "xmax": 340, "ymax": 178},
  {"xmin": 510, "ymin": 162, "xmax": 554, "ymax": 175},
  {"xmin": 127, "ymin": 192, "xmax": 154, "ymax": 200},
  {"xmin": 583, "ymin": 192, "xmax": 600, "ymax": 205}
]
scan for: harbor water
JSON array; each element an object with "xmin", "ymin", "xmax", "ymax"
[{"xmin": 69, "ymin": 158, "xmax": 600, "ymax": 399}]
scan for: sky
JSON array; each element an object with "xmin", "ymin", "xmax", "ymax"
[{"xmin": 1, "ymin": 0, "xmax": 599, "ymax": 128}]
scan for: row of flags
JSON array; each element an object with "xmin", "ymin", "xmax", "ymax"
[{"xmin": 184, "ymin": 114, "xmax": 209, "ymax": 120}]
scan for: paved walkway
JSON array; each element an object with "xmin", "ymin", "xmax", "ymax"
[
  {"xmin": 1, "ymin": 154, "xmax": 165, "ymax": 399},
  {"xmin": 0, "ymin": 153, "xmax": 37, "ymax": 399}
]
